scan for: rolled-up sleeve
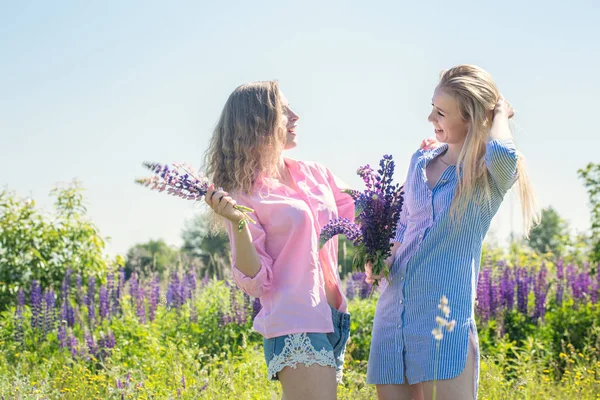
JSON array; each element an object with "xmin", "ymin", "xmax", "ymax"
[
  {"xmin": 485, "ymin": 138, "xmax": 519, "ymax": 194},
  {"xmin": 226, "ymin": 211, "xmax": 274, "ymax": 298}
]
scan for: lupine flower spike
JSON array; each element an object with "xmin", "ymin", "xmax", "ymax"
[
  {"xmin": 319, "ymin": 155, "xmax": 404, "ymax": 286},
  {"xmin": 136, "ymin": 161, "xmax": 255, "ymax": 231}
]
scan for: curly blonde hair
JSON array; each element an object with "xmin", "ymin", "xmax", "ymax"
[
  {"xmin": 438, "ymin": 65, "xmax": 540, "ymax": 235},
  {"xmin": 203, "ymin": 81, "xmax": 286, "ymax": 195}
]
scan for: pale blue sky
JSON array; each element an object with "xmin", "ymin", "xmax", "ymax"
[{"xmin": 1, "ymin": 1, "xmax": 598, "ymax": 256}]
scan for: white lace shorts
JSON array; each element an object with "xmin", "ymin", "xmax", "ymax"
[{"xmin": 262, "ymin": 306, "xmax": 350, "ymax": 383}]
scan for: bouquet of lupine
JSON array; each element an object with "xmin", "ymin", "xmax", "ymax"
[
  {"xmin": 319, "ymin": 155, "xmax": 404, "ymax": 286},
  {"xmin": 135, "ymin": 162, "xmax": 255, "ymax": 231}
]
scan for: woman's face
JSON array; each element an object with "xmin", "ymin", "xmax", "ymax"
[
  {"xmin": 279, "ymin": 92, "xmax": 299, "ymax": 150},
  {"xmin": 428, "ymin": 86, "xmax": 469, "ymax": 146}
]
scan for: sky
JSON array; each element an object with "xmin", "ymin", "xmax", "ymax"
[{"xmin": 1, "ymin": 0, "xmax": 599, "ymax": 257}]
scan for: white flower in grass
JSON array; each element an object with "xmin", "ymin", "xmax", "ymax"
[{"xmin": 432, "ymin": 295, "xmax": 456, "ymax": 342}]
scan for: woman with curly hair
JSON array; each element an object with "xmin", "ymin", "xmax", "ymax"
[{"xmin": 204, "ymin": 81, "xmax": 353, "ymax": 400}]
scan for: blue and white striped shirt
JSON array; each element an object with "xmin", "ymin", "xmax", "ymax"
[{"xmin": 367, "ymin": 139, "xmax": 518, "ymax": 389}]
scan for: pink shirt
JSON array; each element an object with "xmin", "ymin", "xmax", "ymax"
[{"xmin": 225, "ymin": 158, "xmax": 355, "ymax": 339}]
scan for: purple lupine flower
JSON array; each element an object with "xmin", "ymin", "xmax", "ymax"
[
  {"xmin": 516, "ymin": 267, "xmax": 529, "ymax": 315},
  {"xmin": 319, "ymin": 218, "xmax": 362, "ymax": 247},
  {"xmin": 566, "ymin": 263, "xmax": 579, "ymax": 300},
  {"xmin": 137, "ymin": 161, "xmax": 210, "ymax": 202},
  {"xmin": 116, "ymin": 379, "xmax": 123, "ymax": 389},
  {"xmin": 499, "ymin": 264, "xmax": 515, "ymax": 310},
  {"xmin": 476, "ymin": 267, "xmax": 491, "ymax": 322},
  {"xmin": 252, "ymin": 297, "xmax": 262, "ymax": 319},
  {"xmin": 320, "ymin": 155, "xmax": 404, "ymax": 281},
  {"xmin": 107, "ymin": 272, "xmax": 115, "ymax": 319},
  {"xmin": 58, "ymin": 321, "xmax": 67, "ymax": 348},
  {"xmin": 533, "ymin": 264, "xmax": 548, "ymax": 320},
  {"xmin": 14, "ymin": 288, "xmax": 25, "ymax": 345},
  {"xmin": 168, "ymin": 272, "xmax": 181, "ymax": 310},
  {"xmin": 591, "ymin": 263, "xmax": 599, "ymax": 304},
  {"xmin": 489, "ymin": 279, "xmax": 499, "ymax": 318},
  {"xmin": 179, "ymin": 274, "xmax": 189, "ymax": 306},
  {"xmin": 149, "ymin": 276, "xmax": 160, "ymax": 322},
  {"xmin": 130, "ymin": 272, "xmax": 139, "ymax": 306},
  {"xmin": 66, "ymin": 302, "xmax": 75, "ymax": 328},
  {"xmin": 85, "ymin": 330, "xmax": 98, "ymax": 359},
  {"xmin": 112, "ymin": 269, "xmax": 125, "ymax": 317},
  {"xmin": 181, "ymin": 373, "xmax": 186, "ymax": 389},
  {"xmin": 43, "ymin": 288, "xmax": 56, "ymax": 336},
  {"xmin": 87, "ymin": 277, "xmax": 96, "ymax": 327},
  {"xmin": 556, "ymin": 259, "xmax": 565, "ymax": 306},
  {"xmin": 68, "ymin": 334, "xmax": 80, "ymax": 359},
  {"xmin": 346, "ymin": 272, "xmax": 372, "ymax": 300},
  {"xmin": 136, "ymin": 284, "xmax": 146, "ymax": 324},
  {"xmin": 99, "ymin": 286, "xmax": 109, "ymax": 320},
  {"xmin": 187, "ymin": 269, "xmax": 197, "ymax": 298},
  {"xmin": 62, "ymin": 268, "xmax": 72, "ymax": 299},
  {"xmin": 30, "ymin": 280, "xmax": 43, "ymax": 330},
  {"xmin": 76, "ymin": 274, "xmax": 83, "ymax": 305}
]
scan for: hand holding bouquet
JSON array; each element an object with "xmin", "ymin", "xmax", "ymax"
[{"xmin": 135, "ymin": 161, "xmax": 255, "ymax": 231}]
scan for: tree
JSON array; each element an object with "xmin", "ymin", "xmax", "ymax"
[
  {"xmin": 578, "ymin": 162, "xmax": 600, "ymax": 262},
  {"xmin": 124, "ymin": 239, "xmax": 180, "ymax": 280},
  {"xmin": 527, "ymin": 206, "xmax": 569, "ymax": 258},
  {"xmin": 181, "ymin": 214, "xmax": 230, "ymax": 279},
  {"xmin": 0, "ymin": 182, "xmax": 113, "ymax": 310}
]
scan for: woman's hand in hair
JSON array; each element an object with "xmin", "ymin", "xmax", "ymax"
[
  {"xmin": 494, "ymin": 95, "xmax": 514, "ymax": 119},
  {"xmin": 205, "ymin": 184, "xmax": 245, "ymax": 224}
]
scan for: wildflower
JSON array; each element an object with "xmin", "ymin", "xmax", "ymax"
[
  {"xmin": 136, "ymin": 161, "xmax": 255, "ymax": 231},
  {"xmin": 320, "ymin": 155, "xmax": 404, "ymax": 283}
]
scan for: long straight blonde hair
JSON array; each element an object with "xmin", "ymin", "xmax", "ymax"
[
  {"xmin": 203, "ymin": 81, "xmax": 286, "ymax": 195},
  {"xmin": 438, "ymin": 65, "xmax": 540, "ymax": 235}
]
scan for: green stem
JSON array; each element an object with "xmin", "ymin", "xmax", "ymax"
[{"xmin": 433, "ymin": 340, "xmax": 440, "ymax": 400}]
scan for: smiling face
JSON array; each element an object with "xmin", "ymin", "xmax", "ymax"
[
  {"xmin": 279, "ymin": 91, "xmax": 300, "ymax": 150},
  {"xmin": 427, "ymin": 86, "xmax": 469, "ymax": 146}
]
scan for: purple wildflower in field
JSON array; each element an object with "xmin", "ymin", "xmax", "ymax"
[
  {"xmin": 516, "ymin": 267, "xmax": 529, "ymax": 315},
  {"xmin": 346, "ymin": 272, "xmax": 373, "ymax": 300},
  {"xmin": 566, "ymin": 263, "xmax": 579, "ymax": 300},
  {"xmin": 43, "ymin": 288, "xmax": 56, "ymax": 336},
  {"xmin": 187, "ymin": 269, "xmax": 197, "ymax": 297},
  {"xmin": 99, "ymin": 285, "xmax": 109, "ymax": 320},
  {"xmin": 592, "ymin": 263, "xmax": 599, "ymax": 304},
  {"xmin": 499, "ymin": 263, "xmax": 515, "ymax": 310},
  {"xmin": 62, "ymin": 268, "xmax": 72, "ymax": 298},
  {"xmin": 58, "ymin": 321, "xmax": 67, "ymax": 348},
  {"xmin": 130, "ymin": 272, "xmax": 139, "ymax": 306},
  {"xmin": 556, "ymin": 259, "xmax": 565, "ymax": 306},
  {"xmin": 14, "ymin": 288, "xmax": 25, "ymax": 345},
  {"xmin": 149, "ymin": 276, "xmax": 160, "ymax": 322},
  {"xmin": 136, "ymin": 284, "xmax": 146, "ymax": 324},
  {"xmin": 76, "ymin": 274, "xmax": 83, "ymax": 305},
  {"xmin": 477, "ymin": 266, "xmax": 492, "ymax": 321},
  {"xmin": 533, "ymin": 264, "xmax": 548, "ymax": 320},
  {"xmin": 85, "ymin": 330, "xmax": 98, "ymax": 359},
  {"xmin": 30, "ymin": 280, "xmax": 42, "ymax": 330},
  {"xmin": 68, "ymin": 334, "xmax": 80, "ymax": 359},
  {"xmin": 87, "ymin": 277, "xmax": 96, "ymax": 327}
]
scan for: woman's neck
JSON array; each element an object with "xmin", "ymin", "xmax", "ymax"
[{"xmin": 441, "ymin": 142, "xmax": 464, "ymax": 165}]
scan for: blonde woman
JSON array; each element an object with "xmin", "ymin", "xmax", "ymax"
[
  {"xmin": 204, "ymin": 81, "xmax": 353, "ymax": 400},
  {"xmin": 366, "ymin": 65, "xmax": 539, "ymax": 400}
]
